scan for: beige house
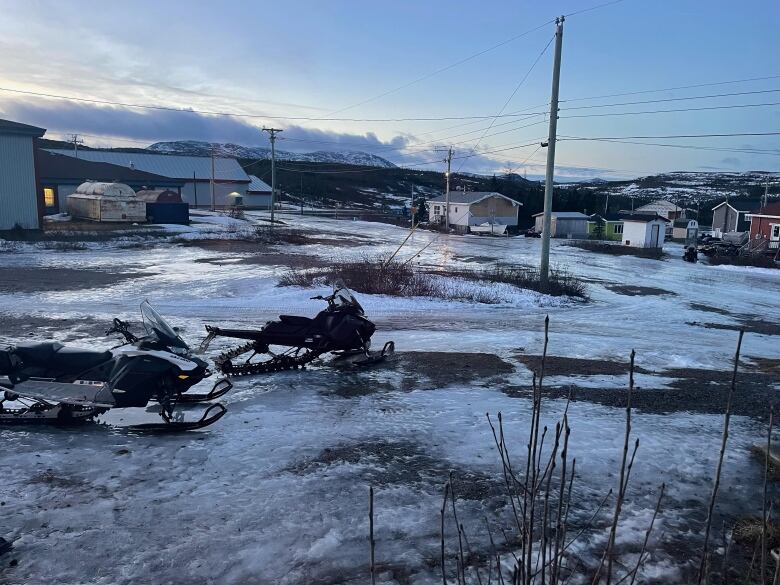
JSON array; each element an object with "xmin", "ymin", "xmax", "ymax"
[{"xmin": 428, "ymin": 191, "xmax": 520, "ymax": 234}]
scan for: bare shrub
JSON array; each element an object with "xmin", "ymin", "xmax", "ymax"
[
  {"xmin": 450, "ymin": 264, "xmax": 588, "ymax": 299},
  {"xmin": 253, "ymin": 225, "xmax": 309, "ymax": 245},
  {"xmin": 37, "ymin": 241, "xmax": 88, "ymax": 251}
]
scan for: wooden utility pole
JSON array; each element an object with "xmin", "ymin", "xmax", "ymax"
[
  {"xmin": 263, "ymin": 127, "xmax": 283, "ymax": 224},
  {"xmin": 539, "ymin": 16, "xmax": 564, "ymax": 291},
  {"xmin": 68, "ymin": 134, "xmax": 84, "ymax": 159},
  {"xmin": 445, "ymin": 146, "xmax": 453, "ymax": 230},
  {"xmin": 210, "ymin": 146, "xmax": 216, "ymax": 211}
]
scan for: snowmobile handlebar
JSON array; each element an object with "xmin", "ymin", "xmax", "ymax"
[{"xmin": 106, "ymin": 318, "xmax": 139, "ymax": 343}]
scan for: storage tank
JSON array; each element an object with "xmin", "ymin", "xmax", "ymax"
[{"xmin": 67, "ymin": 181, "xmax": 146, "ymax": 222}]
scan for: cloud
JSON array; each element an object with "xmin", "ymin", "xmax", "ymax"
[{"xmin": 0, "ymin": 96, "xmax": 537, "ymax": 174}]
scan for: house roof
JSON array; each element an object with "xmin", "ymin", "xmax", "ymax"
[
  {"xmin": 247, "ymin": 175, "xmax": 272, "ymax": 193},
  {"xmin": 429, "ymin": 191, "xmax": 520, "ymax": 206},
  {"xmin": 589, "ymin": 213, "xmax": 623, "ymax": 222},
  {"xmin": 711, "ymin": 199, "xmax": 762, "ymax": 212},
  {"xmin": 748, "ymin": 201, "xmax": 780, "ymax": 218},
  {"xmin": 618, "ymin": 212, "xmax": 671, "ymax": 223},
  {"xmin": 673, "ymin": 218, "xmax": 694, "ymax": 228},
  {"xmin": 635, "ymin": 200, "xmax": 680, "ymax": 213},
  {"xmin": 0, "ymin": 118, "xmax": 46, "ymax": 137},
  {"xmin": 37, "ymin": 150, "xmax": 180, "ymax": 184},
  {"xmin": 45, "ymin": 149, "xmax": 250, "ymax": 182},
  {"xmin": 531, "ymin": 211, "xmax": 590, "ymax": 219}
]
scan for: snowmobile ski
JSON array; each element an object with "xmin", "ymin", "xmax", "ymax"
[{"xmin": 127, "ymin": 403, "xmax": 227, "ymax": 432}]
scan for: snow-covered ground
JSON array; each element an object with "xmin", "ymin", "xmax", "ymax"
[{"xmin": 1, "ymin": 212, "xmax": 778, "ymax": 584}]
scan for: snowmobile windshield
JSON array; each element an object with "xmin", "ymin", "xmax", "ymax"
[
  {"xmin": 332, "ymin": 282, "xmax": 364, "ymax": 314},
  {"xmin": 140, "ymin": 301, "xmax": 189, "ymax": 351}
]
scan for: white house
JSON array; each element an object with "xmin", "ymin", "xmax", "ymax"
[
  {"xmin": 620, "ymin": 213, "xmax": 669, "ymax": 248},
  {"xmin": 428, "ymin": 191, "xmax": 520, "ymax": 233},
  {"xmin": 45, "ymin": 149, "xmax": 251, "ymax": 208},
  {"xmin": 0, "ymin": 118, "xmax": 46, "ymax": 230}
]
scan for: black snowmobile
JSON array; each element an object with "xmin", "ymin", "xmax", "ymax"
[
  {"xmin": 199, "ymin": 282, "xmax": 394, "ymax": 376},
  {"xmin": 0, "ymin": 301, "xmax": 230, "ymax": 431}
]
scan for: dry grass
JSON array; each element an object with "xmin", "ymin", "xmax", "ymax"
[
  {"xmin": 568, "ymin": 240, "xmax": 666, "ymax": 260},
  {"xmin": 708, "ymin": 254, "xmax": 778, "ymax": 269},
  {"xmin": 450, "ymin": 264, "xmax": 588, "ymax": 299}
]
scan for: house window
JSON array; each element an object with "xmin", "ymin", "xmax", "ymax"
[
  {"xmin": 455, "ymin": 207, "xmax": 458, "ymax": 213},
  {"xmin": 43, "ymin": 187, "xmax": 55, "ymax": 207},
  {"xmin": 772, "ymin": 225, "xmax": 780, "ymax": 239},
  {"xmin": 433, "ymin": 205, "xmax": 440, "ymax": 214},
  {"xmin": 613, "ymin": 224, "xmax": 623, "ymax": 234}
]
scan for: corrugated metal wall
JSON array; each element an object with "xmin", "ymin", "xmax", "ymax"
[
  {"xmin": 0, "ymin": 134, "xmax": 39, "ymax": 229},
  {"xmin": 181, "ymin": 182, "xmax": 247, "ymax": 207}
]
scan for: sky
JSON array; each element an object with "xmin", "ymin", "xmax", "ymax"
[{"xmin": 0, "ymin": 0, "xmax": 778, "ymax": 180}]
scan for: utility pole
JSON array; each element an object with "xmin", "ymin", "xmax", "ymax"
[
  {"xmin": 764, "ymin": 179, "xmax": 770, "ymax": 209},
  {"xmin": 539, "ymin": 16, "xmax": 564, "ymax": 291},
  {"xmin": 193, "ymin": 171, "xmax": 198, "ymax": 208},
  {"xmin": 444, "ymin": 147, "xmax": 453, "ymax": 230},
  {"xmin": 604, "ymin": 192, "xmax": 610, "ymax": 214},
  {"xmin": 210, "ymin": 146, "xmax": 216, "ymax": 211},
  {"xmin": 263, "ymin": 127, "xmax": 283, "ymax": 224},
  {"xmin": 68, "ymin": 134, "xmax": 84, "ymax": 159}
]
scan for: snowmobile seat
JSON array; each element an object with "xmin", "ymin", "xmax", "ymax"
[
  {"xmin": 49, "ymin": 348, "xmax": 112, "ymax": 372},
  {"xmin": 13, "ymin": 342, "xmax": 64, "ymax": 366},
  {"xmin": 279, "ymin": 315, "xmax": 313, "ymax": 326}
]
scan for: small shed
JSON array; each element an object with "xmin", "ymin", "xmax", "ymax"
[
  {"xmin": 245, "ymin": 175, "xmax": 272, "ymax": 209},
  {"xmin": 619, "ymin": 213, "xmax": 669, "ymax": 248},
  {"xmin": 672, "ymin": 218, "xmax": 699, "ymax": 242},
  {"xmin": 67, "ymin": 181, "xmax": 146, "ymax": 223},
  {"xmin": 710, "ymin": 199, "xmax": 761, "ymax": 236},
  {"xmin": 136, "ymin": 189, "xmax": 189, "ymax": 225},
  {"xmin": 532, "ymin": 211, "xmax": 590, "ymax": 238}
]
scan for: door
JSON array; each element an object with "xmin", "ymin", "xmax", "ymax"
[{"xmin": 650, "ymin": 224, "xmax": 660, "ymax": 247}]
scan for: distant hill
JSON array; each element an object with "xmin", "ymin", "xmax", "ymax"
[{"xmin": 148, "ymin": 140, "xmax": 397, "ymax": 169}]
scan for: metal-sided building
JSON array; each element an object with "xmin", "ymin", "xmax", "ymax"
[
  {"xmin": 532, "ymin": 211, "xmax": 590, "ymax": 238},
  {"xmin": 0, "ymin": 118, "xmax": 46, "ymax": 230},
  {"xmin": 245, "ymin": 175, "xmax": 273, "ymax": 209},
  {"xmin": 45, "ymin": 149, "xmax": 250, "ymax": 208},
  {"xmin": 37, "ymin": 150, "xmax": 184, "ymax": 214}
]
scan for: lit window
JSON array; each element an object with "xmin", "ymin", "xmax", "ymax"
[{"xmin": 43, "ymin": 187, "xmax": 55, "ymax": 207}]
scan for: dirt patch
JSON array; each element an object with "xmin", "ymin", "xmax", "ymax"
[
  {"xmin": 747, "ymin": 357, "xmax": 780, "ymax": 375},
  {"xmin": 605, "ymin": 284, "xmax": 676, "ymax": 297},
  {"xmin": 516, "ymin": 354, "xmax": 652, "ymax": 377},
  {"xmin": 567, "ymin": 241, "xmax": 667, "ymax": 259},
  {"xmin": 0, "ymin": 313, "xmax": 108, "ymax": 341},
  {"xmin": 387, "ymin": 352, "xmax": 515, "ymax": 388},
  {"xmin": 30, "ymin": 471, "xmax": 86, "ymax": 489},
  {"xmin": 687, "ymin": 319, "xmax": 780, "ymax": 336},
  {"xmin": 506, "ymin": 366, "xmax": 777, "ymax": 420},
  {"xmin": 0, "ymin": 267, "xmax": 156, "ymax": 293},
  {"xmin": 194, "ymin": 252, "xmax": 328, "ymax": 268},
  {"xmin": 286, "ymin": 440, "xmax": 504, "ymax": 501},
  {"xmin": 689, "ymin": 302, "xmax": 733, "ymax": 316}
]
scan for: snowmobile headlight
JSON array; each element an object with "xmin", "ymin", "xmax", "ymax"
[{"xmin": 177, "ymin": 374, "xmax": 190, "ymax": 380}]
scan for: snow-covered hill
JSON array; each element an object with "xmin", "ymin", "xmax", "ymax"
[
  {"xmin": 562, "ymin": 171, "xmax": 780, "ymax": 204},
  {"xmin": 148, "ymin": 140, "xmax": 396, "ymax": 168}
]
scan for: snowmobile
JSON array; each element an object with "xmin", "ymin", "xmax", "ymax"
[
  {"xmin": 199, "ymin": 282, "xmax": 394, "ymax": 376},
  {"xmin": 0, "ymin": 301, "xmax": 230, "ymax": 431},
  {"xmin": 683, "ymin": 245, "xmax": 699, "ymax": 263}
]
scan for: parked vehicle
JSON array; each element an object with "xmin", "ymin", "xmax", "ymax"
[
  {"xmin": 200, "ymin": 282, "xmax": 394, "ymax": 376},
  {"xmin": 0, "ymin": 301, "xmax": 230, "ymax": 430}
]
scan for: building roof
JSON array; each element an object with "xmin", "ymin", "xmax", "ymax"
[
  {"xmin": 711, "ymin": 199, "xmax": 762, "ymax": 212},
  {"xmin": 747, "ymin": 201, "xmax": 780, "ymax": 217},
  {"xmin": 247, "ymin": 175, "xmax": 272, "ymax": 193},
  {"xmin": 531, "ymin": 211, "xmax": 590, "ymax": 219},
  {"xmin": 635, "ymin": 200, "xmax": 680, "ymax": 213},
  {"xmin": 429, "ymin": 191, "xmax": 520, "ymax": 206},
  {"xmin": 673, "ymin": 218, "xmax": 694, "ymax": 228},
  {"xmin": 37, "ymin": 150, "xmax": 180, "ymax": 184},
  {"xmin": 589, "ymin": 213, "xmax": 623, "ymax": 222},
  {"xmin": 618, "ymin": 212, "xmax": 671, "ymax": 223},
  {"xmin": 45, "ymin": 149, "xmax": 250, "ymax": 182},
  {"xmin": 0, "ymin": 118, "xmax": 46, "ymax": 137}
]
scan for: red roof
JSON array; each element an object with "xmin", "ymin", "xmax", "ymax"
[{"xmin": 752, "ymin": 202, "xmax": 780, "ymax": 217}]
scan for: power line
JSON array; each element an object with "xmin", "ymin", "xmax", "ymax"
[
  {"xmin": 559, "ymin": 88, "xmax": 780, "ymax": 110},
  {"xmin": 562, "ymin": 100, "xmax": 780, "ymax": 119},
  {"xmin": 561, "ymin": 131, "xmax": 780, "ymax": 140},
  {"xmin": 560, "ymin": 74, "xmax": 780, "ymax": 103},
  {"xmin": 455, "ymin": 35, "xmax": 554, "ymax": 173},
  {"xmin": 559, "ymin": 135, "xmax": 780, "ymax": 156}
]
